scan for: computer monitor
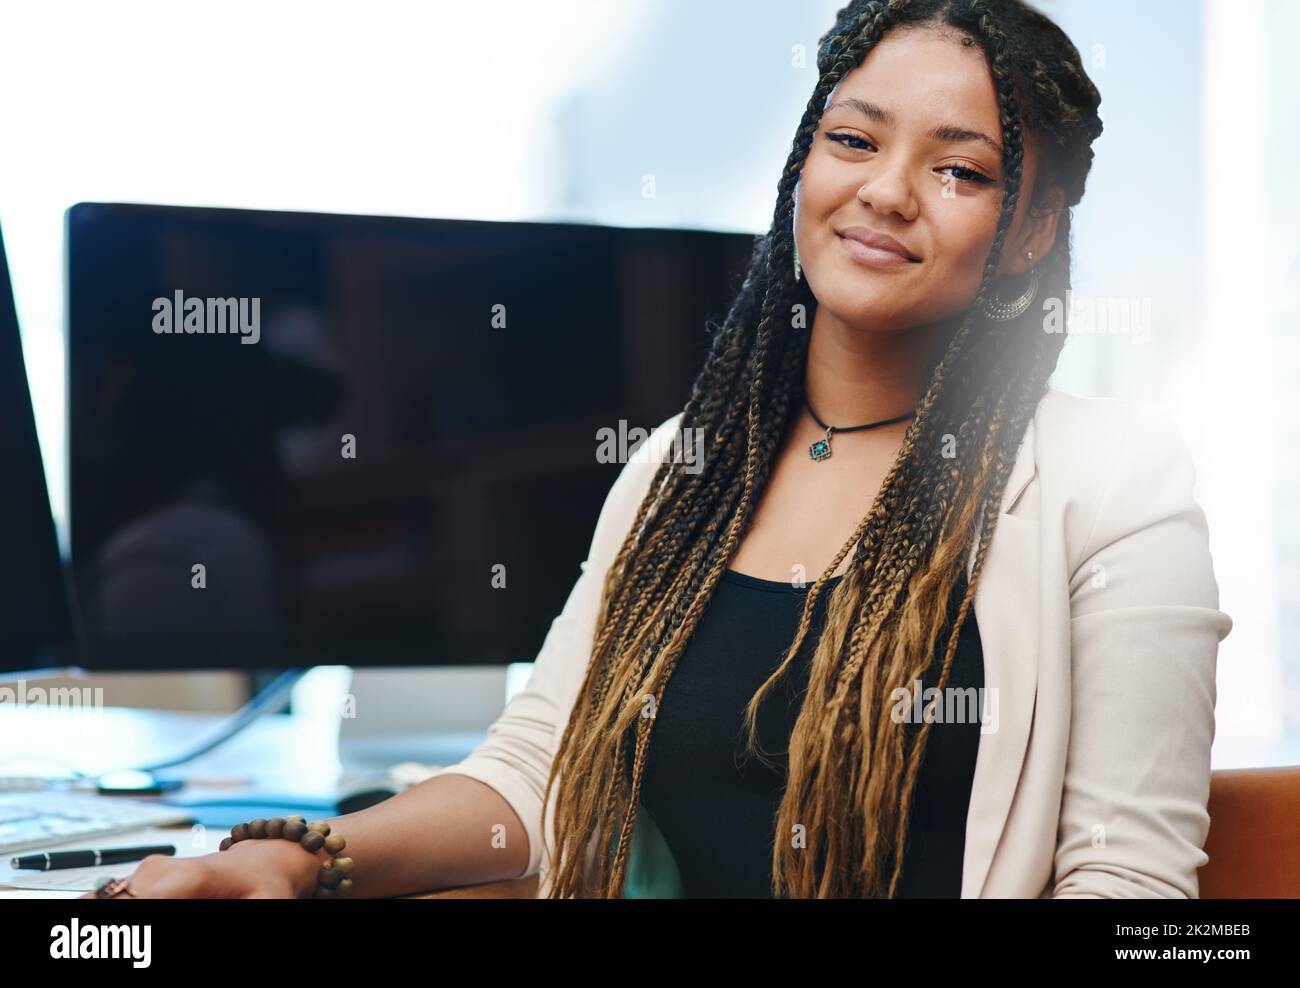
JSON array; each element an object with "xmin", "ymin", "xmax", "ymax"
[
  {"xmin": 67, "ymin": 203, "xmax": 754, "ymax": 670},
  {"xmin": 0, "ymin": 222, "xmax": 77, "ymax": 675}
]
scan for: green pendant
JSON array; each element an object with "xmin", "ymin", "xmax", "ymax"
[{"xmin": 809, "ymin": 429, "xmax": 833, "ymax": 462}]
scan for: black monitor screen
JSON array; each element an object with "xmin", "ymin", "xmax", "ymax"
[
  {"xmin": 0, "ymin": 224, "xmax": 75, "ymax": 673},
  {"xmin": 68, "ymin": 203, "xmax": 754, "ymax": 669}
]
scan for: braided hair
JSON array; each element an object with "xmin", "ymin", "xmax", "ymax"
[{"xmin": 542, "ymin": 0, "xmax": 1105, "ymax": 898}]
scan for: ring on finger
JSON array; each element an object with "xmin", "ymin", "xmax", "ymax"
[{"xmin": 93, "ymin": 876, "xmax": 137, "ymax": 899}]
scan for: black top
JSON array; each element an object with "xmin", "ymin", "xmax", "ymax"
[{"xmin": 638, "ymin": 566, "xmax": 985, "ymax": 898}]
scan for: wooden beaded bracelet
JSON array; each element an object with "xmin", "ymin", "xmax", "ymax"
[{"xmin": 218, "ymin": 814, "xmax": 354, "ymax": 898}]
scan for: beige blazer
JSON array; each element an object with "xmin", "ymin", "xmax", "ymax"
[{"xmin": 432, "ymin": 386, "xmax": 1233, "ymax": 897}]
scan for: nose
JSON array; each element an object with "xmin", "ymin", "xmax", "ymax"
[{"xmin": 855, "ymin": 157, "xmax": 919, "ymax": 222}]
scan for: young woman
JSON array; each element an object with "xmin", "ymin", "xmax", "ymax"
[{"xmin": 86, "ymin": 0, "xmax": 1231, "ymax": 900}]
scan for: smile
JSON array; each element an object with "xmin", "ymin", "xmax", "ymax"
[{"xmin": 836, "ymin": 233, "xmax": 921, "ymax": 269}]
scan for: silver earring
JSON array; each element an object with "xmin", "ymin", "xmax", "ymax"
[
  {"xmin": 981, "ymin": 250, "xmax": 1038, "ymax": 321},
  {"xmin": 793, "ymin": 230, "xmax": 802, "ymax": 282}
]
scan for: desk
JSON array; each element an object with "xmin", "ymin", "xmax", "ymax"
[
  {"xmin": 409, "ymin": 875, "xmax": 539, "ymax": 898},
  {"xmin": 0, "ymin": 703, "xmax": 523, "ymax": 899}
]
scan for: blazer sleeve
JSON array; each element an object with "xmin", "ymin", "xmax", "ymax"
[
  {"xmin": 429, "ymin": 411, "xmax": 684, "ymax": 879},
  {"xmin": 1051, "ymin": 404, "xmax": 1233, "ymax": 898}
]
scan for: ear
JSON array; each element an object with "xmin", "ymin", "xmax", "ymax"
[{"xmin": 1002, "ymin": 183, "xmax": 1066, "ymax": 275}]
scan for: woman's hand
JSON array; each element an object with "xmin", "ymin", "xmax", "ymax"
[{"xmin": 76, "ymin": 836, "xmax": 322, "ymax": 899}]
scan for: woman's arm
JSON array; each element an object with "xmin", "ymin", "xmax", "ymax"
[
  {"xmin": 1051, "ymin": 405, "xmax": 1233, "ymax": 898},
  {"xmin": 79, "ymin": 774, "xmax": 532, "ymax": 900},
  {"xmin": 301, "ymin": 773, "xmax": 531, "ymax": 898}
]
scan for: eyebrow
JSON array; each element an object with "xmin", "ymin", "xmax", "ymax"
[{"xmin": 824, "ymin": 97, "xmax": 1004, "ymax": 158}]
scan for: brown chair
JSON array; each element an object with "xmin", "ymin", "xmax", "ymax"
[{"xmin": 1199, "ymin": 765, "xmax": 1300, "ymax": 898}]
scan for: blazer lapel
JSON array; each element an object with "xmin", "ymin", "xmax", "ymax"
[{"xmin": 960, "ymin": 413, "xmax": 1040, "ymax": 897}]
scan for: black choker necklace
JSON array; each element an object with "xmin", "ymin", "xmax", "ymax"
[{"xmin": 804, "ymin": 395, "xmax": 916, "ymax": 462}]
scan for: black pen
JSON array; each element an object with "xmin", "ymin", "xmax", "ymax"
[{"xmin": 9, "ymin": 844, "xmax": 176, "ymax": 871}]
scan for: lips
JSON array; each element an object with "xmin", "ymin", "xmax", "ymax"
[{"xmin": 836, "ymin": 226, "xmax": 922, "ymax": 263}]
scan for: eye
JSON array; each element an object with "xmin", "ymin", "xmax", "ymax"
[
  {"xmin": 825, "ymin": 131, "xmax": 875, "ymax": 152},
  {"xmin": 937, "ymin": 162, "xmax": 996, "ymax": 186}
]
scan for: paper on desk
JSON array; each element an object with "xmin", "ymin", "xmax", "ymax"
[{"xmin": 0, "ymin": 826, "xmax": 207, "ymax": 892}]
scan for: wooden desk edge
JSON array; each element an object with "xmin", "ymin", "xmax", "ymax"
[{"xmin": 405, "ymin": 874, "xmax": 539, "ymax": 899}]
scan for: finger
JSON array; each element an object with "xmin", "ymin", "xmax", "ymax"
[
  {"xmin": 79, "ymin": 877, "xmax": 134, "ymax": 900},
  {"xmin": 130, "ymin": 871, "xmax": 202, "ymax": 899}
]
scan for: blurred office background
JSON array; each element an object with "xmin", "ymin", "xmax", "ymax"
[{"xmin": 0, "ymin": 0, "xmax": 1294, "ymax": 766}]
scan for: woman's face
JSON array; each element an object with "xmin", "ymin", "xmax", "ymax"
[{"xmin": 796, "ymin": 25, "xmax": 1061, "ymax": 333}]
